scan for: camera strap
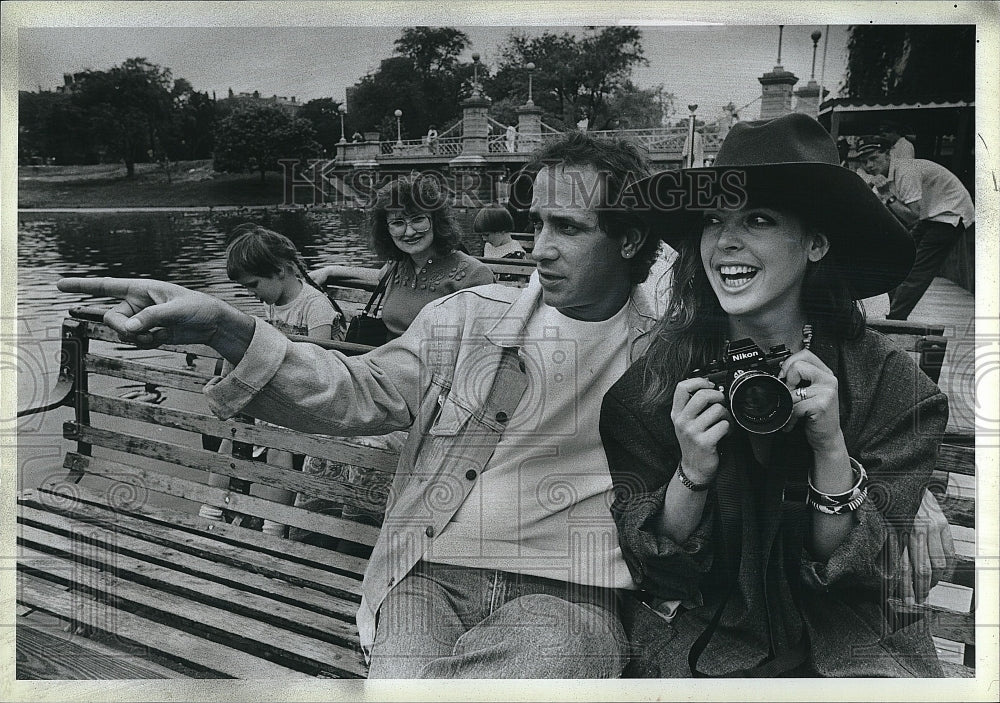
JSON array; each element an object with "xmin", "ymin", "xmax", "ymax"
[{"xmin": 688, "ymin": 432, "xmax": 811, "ymax": 678}]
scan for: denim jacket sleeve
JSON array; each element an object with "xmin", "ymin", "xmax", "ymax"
[
  {"xmin": 204, "ymin": 299, "xmax": 448, "ymax": 436},
  {"xmin": 800, "ymin": 338, "xmax": 949, "ymax": 595},
  {"xmin": 601, "ymin": 384, "xmax": 716, "ymax": 602}
]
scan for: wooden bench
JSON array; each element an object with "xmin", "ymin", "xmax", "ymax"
[
  {"xmin": 15, "ymin": 308, "xmax": 976, "ymax": 678},
  {"xmin": 17, "ymin": 305, "xmax": 392, "ymax": 678}
]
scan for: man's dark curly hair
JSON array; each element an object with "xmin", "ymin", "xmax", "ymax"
[{"xmin": 514, "ymin": 132, "xmax": 660, "ymax": 285}]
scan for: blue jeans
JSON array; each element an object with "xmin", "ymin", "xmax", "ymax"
[{"xmin": 368, "ymin": 561, "xmax": 629, "ymax": 678}]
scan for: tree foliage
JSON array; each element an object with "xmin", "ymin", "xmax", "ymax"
[
  {"xmin": 213, "ymin": 104, "xmax": 320, "ymax": 182},
  {"xmin": 843, "ymin": 25, "xmax": 974, "ymax": 101},
  {"xmin": 485, "ymin": 27, "xmax": 648, "ymax": 130},
  {"xmin": 347, "ymin": 28, "xmax": 472, "ymax": 140},
  {"xmin": 298, "ymin": 98, "xmax": 346, "ymax": 155},
  {"xmin": 21, "ymin": 57, "xmax": 217, "ymax": 172}
]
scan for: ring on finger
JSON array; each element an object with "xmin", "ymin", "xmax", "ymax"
[{"xmin": 795, "ymin": 387, "xmax": 808, "ymax": 401}]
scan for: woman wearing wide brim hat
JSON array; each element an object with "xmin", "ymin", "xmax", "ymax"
[{"xmin": 600, "ymin": 113, "xmax": 949, "ymax": 677}]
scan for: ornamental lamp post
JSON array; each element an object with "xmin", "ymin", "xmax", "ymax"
[
  {"xmin": 809, "ymin": 29, "xmax": 822, "ymax": 79},
  {"xmin": 338, "ymin": 103, "xmax": 347, "ymax": 144},
  {"xmin": 394, "ymin": 109, "xmax": 403, "ymax": 147},
  {"xmin": 526, "ymin": 62, "xmax": 536, "ymax": 105}
]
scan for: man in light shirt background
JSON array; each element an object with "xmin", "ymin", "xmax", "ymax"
[{"xmin": 858, "ymin": 135, "xmax": 975, "ymax": 321}]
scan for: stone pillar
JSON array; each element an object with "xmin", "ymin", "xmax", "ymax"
[
  {"xmin": 793, "ymin": 80, "xmax": 822, "ymax": 118},
  {"xmin": 516, "ymin": 102, "xmax": 543, "ymax": 153},
  {"xmin": 757, "ymin": 65, "xmax": 798, "ymax": 120},
  {"xmin": 450, "ymin": 93, "xmax": 492, "ymax": 205},
  {"xmin": 458, "ymin": 94, "xmax": 492, "ymax": 157}
]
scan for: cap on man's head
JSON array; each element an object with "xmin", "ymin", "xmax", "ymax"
[{"xmin": 855, "ymin": 135, "xmax": 893, "ymax": 158}]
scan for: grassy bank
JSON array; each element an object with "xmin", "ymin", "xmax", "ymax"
[{"xmin": 18, "ymin": 160, "xmax": 294, "ymax": 209}]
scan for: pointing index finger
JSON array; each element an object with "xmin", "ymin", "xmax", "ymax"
[{"xmin": 57, "ymin": 277, "xmax": 135, "ymax": 299}]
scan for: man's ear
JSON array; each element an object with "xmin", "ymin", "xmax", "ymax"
[
  {"xmin": 808, "ymin": 231, "xmax": 831, "ymax": 263},
  {"xmin": 620, "ymin": 226, "xmax": 648, "ymax": 259}
]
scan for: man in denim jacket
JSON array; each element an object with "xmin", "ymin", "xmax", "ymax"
[
  {"xmin": 59, "ymin": 134, "xmax": 663, "ymax": 677},
  {"xmin": 58, "ymin": 133, "xmax": 952, "ymax": 678}
]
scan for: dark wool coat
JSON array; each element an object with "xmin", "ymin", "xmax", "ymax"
[{"xmin": 601, "ymin": 328, "xmax": 948, "ymax": 677}]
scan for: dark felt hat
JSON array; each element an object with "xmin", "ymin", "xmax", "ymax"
[{"xmin": 628, "ymin": 113, "xmax": 914, "ymax": 300}]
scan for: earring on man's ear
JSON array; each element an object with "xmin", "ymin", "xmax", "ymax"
[{"xmin": 621, "ymin": 246, "xmax": 634, "ymax": 259}]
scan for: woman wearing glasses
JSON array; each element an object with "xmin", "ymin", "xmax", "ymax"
[
  {"xmin": 302, "ymin": 175, "xmax": 494, "ymax": 547},
  {"xmin": 311, "ymin": 174, "xmax": 494, "ymax": 340}
]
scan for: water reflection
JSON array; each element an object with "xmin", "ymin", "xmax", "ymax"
[{"xmin": 18, "ymin": 209, "xmax": 383, "ymax": 314}]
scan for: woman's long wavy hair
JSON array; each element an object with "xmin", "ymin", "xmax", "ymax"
[
  {"xmin": 368, "ymin": 174, "xmax": 463, "ymax": 261},
  {"xmin": 640, "ymin": 205, "xmax": 866, "ymax": 412}
]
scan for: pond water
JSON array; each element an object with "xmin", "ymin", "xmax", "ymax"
[{"xmin": 12, "ymin": 208, "xmax": 484, "ymax": 488}]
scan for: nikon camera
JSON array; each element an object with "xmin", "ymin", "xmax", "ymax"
[{"xmin": 690, "ymin": 339, "xmax": 794, "ymax": 434}]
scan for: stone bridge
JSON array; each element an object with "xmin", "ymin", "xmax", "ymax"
[{"xmin": 317, "ymin": 93, "xmax": 728, "ymax": 208}]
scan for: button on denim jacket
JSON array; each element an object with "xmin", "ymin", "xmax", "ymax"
[{"xmin": 205, "ymin": 275, "xmax": 659, "ymax": 657}]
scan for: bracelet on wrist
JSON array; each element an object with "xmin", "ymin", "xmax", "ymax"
[
  {"xmin": 808, "ymin": 457, "xmax": 868, "ymax": 514},
  {"xmin": 676, "ymin": 462, "xmax": 713, "ymax": 492}
]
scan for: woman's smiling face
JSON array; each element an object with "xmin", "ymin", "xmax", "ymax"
[
  {"xmin": 699, "ymin": 206, "xmax": 829, "ymax": 320},
  {"xmin": 386, "ymin": 209, "xmax": 435, "ymax": 258}
]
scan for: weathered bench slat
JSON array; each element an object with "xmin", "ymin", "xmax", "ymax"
[
  {"xmin": 82, "ymin": 321, "xmax": 221, "ymax": 359},
  {"xmin": 888, "ymin": 599, "xmax": 976, "ymax": 646},
  {"xmin": 85, "ymin": 393, "xmax": 400, "ymax": 472},
  {"xmin": 22, "ymin": 485, "xmax": 368, "ymax": 581},
  {"xmin": 18, "ymin": 570, "xmax": 306, "ymax": 678},
  {"xmin": 86, "ymin": 353, "xmax": 213, "ymax": 393},
  {"xmin": 17, "ymin": 622, "xmax": 185, "ymax": 679},
  {"xmin": 18, "ymin": 521, "xmax": 364, "ymax": 655},
  {"xmin": 935, "ymin": 443, "xmax": 975, "ymax": 477},
  {"xmin": 19, "ymin": 550, "xmax": 367, "ymax": 679},
  {"xmin": 937, "ymin": 495, "xmax": 975, "ymax": 529},
  {"xmin": 19, "ymin": 504, "xmax": 362, "ymax": 619},
  {"xmin": 55, "ymin": 447, "xmax": 383, "ymax": 546},
  {"xmin": 18, "ymin": 544, "xmax": 366, "ymax": 678}
]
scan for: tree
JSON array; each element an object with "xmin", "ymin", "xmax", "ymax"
[
  {"xmin": 347, "ymin": 27, "xmax": 471, "ymax": 139},
  {"xmin": 213, "ymin": 104, "xmax": 321, "ymax": 182},
  {"xmin": 298, "ymin": 98, "xmax": 346, "ymax": 156},
  {"xmin": 599, "ymin": 82, "xmax": 676, "ymax": 130},
  {"xmin": 71, "ymin": 58, "xmax": 175, "ymax": 177},
  {"xmin": 842, "ymin": 26, "xmax": 974, "ymax": 101},
  {"xmin": 486, "ymin": 27, "xmax": 648, "ymax": 130}
]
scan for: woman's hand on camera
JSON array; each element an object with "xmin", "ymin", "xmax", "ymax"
[
  {"xmin": 671, "ymin": 377, "xmax": 731, "ymax": 484},
  {"xmin": 780, "ymin": 350, "xmax": 844, "ymax": 452}
]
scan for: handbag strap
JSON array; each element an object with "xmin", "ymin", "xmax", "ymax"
[{"xmin": 362, "ymin": 261, "xmax": 397, "ymax": 317}]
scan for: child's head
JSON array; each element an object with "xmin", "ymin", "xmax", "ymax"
[
  {"xmin": 473, "ymin": 207, "xmax": 515, "ymax": 244},
  {"xmin": 226, "ymin": 223, "xmax": 313, "ymax": 305}
]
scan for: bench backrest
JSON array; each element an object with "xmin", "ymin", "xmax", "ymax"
[
  {"xmin": 46, "ymin": 305, "xmax": 975, "ymax": 673},
  {"xmin": 58, "ymin": 306, "xmax": 397, "ymax": 566}
]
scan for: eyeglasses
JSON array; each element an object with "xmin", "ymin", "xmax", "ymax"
[{"xmin": 387, "ymin": 214, "xmax": 432, "ymax": 235}]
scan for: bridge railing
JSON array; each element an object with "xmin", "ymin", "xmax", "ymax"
[{"xmin": 380, "ymin": 136, "xmax": 462, "ymax": 157}]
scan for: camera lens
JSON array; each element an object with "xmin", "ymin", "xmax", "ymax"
[{"xmin": 728, "ymin": 371, "xmax": 793, "ymax": 434}]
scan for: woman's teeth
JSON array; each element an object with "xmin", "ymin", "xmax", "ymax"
[{"xmin": 719, "ymin": 265, "xmax": 758, "ymax": 287}]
